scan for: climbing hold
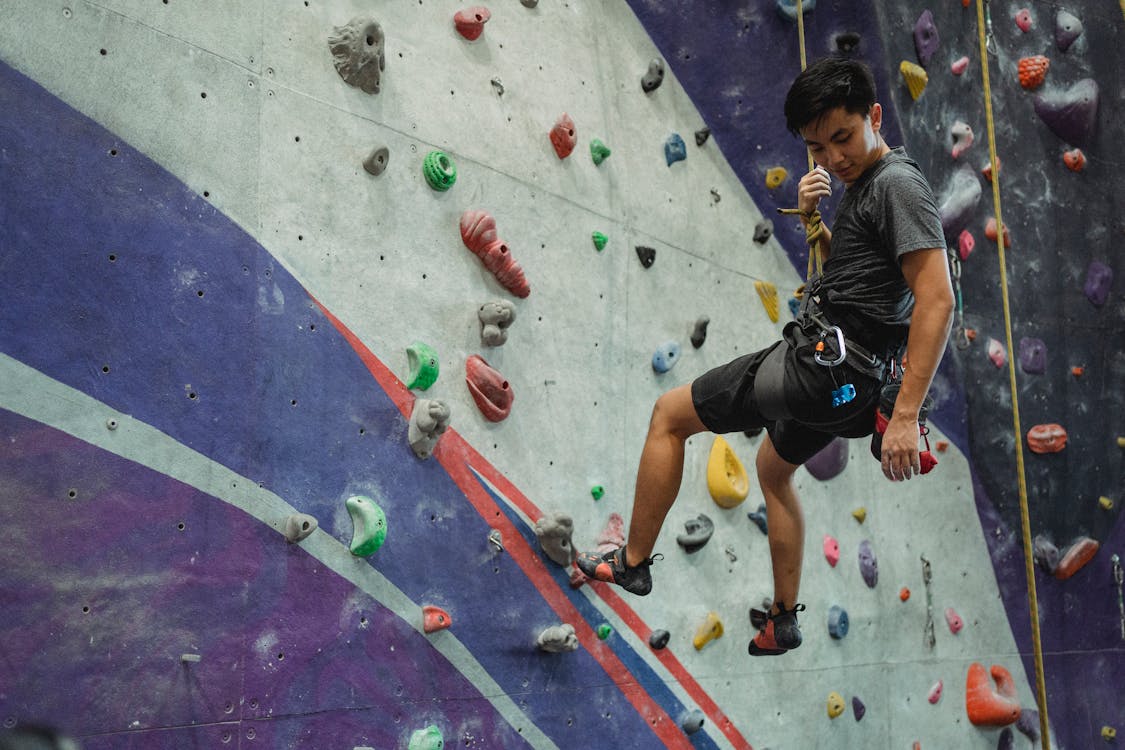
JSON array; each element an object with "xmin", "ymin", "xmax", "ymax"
[
  {"xmin": 590, "ymin": 485, "xmax": 605, "ymax": 501},
  {"xmin": 1016, "ymin": 709, "xmax": 1041, "ymax": 741},
  {"xmin": 283, "ymin": 513, "xmax": 318, "ymax": 543},
  {"xmin": 1071, "ymin": 366, "xmax": 1085, "ymax": 377},
  {"xmin": 691, "ymin": 316, "xmax": 710, "ymax": 348},
  {"xmin": 958, "ymin": 230, "xmax": 974, "ymax": 261},
  {"xmin": 346, "ymin": 495, "xmax": 387, "ymax": 556},
  {"xmin": 1033, "ymin": 79, "xmax": 1099, "ymax": 147},
  {"xmin": 596, "ymin": 623, "xmax": 613, "ymax": 640},
  {"xmin": 858, "ymin": 540, "xmax": 878, "ymax": 588},
  {"xmin": 521, "ymin": 0, "xmax": 538, "ymax": 7},
  {"xmin": 852, "ymin": 507, "xmax": 866, "ymax": 524},
  {"xmin": 1119, "ymin": 437, "xmax": 1125, "ymax": 448},
  {"xmin": 939, "ymin": 166, "xmax": 982, "ymax": 238},
  {"xmin": 936, "ymin": 441, "xmax": 949, "ymax": 452},
  {"xmin": 459, "ymin": 210, "xmax": 530, "ymax": 297},
  {"xmin": 965, "ymin": 662, "xmax": 1021, "ymax": 727},
  {"xmin": 490, "ymin": 76, "xmax": 504, "ymax": 96},
  {"xmin": 677, "ymin": 514, "xmax": 714, "ymax": 554},
  {"xmin": 593, "ymin": 513, "xmax": 625, "ymax": 554},
  {"xmin": 635, "ymin": 245, "xmax": 656, "ymax": 269},
  {"xmin": 1055, "ymin": 10, "xmax": 1083, "ymax": 52},
  {"xmin": 805, "ymin": 437, "xmax": 849, "ymax": 480},
  {"xmin": 363, "ymin": 145, "xmax": 390, "ymax": 176},
  {"xmin": 945, "ymin": 607, "xmax": 964, "ymax": 634},
  {"xmin": 852, "ymin": 696, "xmax": 866, "ymax": 722},
  {"xmin": 453, "ymin": 6, "xmax": 491, "ymax": 41},
  {"xmin": 776, "ymin": 0, "xmax": 816, "ymax": 22},
  {"xmin": 180, "ymin": 653, "xmax": 202, "ymax": 663},
  {"xmin": 1015, "ymin": 8, "xmax": 1032, "ymax": 32},
  {"xmin": 707, "ymin": 436, "xmax": 749, "ymax": 508},
  {"xmin": 408, "ymin": 398, "xmax": 451, "ymax": 459},
  {"xmin": 899, "ymin": 60, "xmax": 929, "ymax": 100},
  {"xmin": 913, "ymin": 10, "xmax": 940, "ymax": 68},
  {"xmin": 465, "ymin": 355, "xmax": 513, "ymax": 422},
  {"xmin": 423, "ymin": 150, "xmax": 457, "ymax": 191},
  {"xmin": 680, "ymin": 709, "xmax": 705, "ymax": 735},
  {"xmin": 692, "ymin": 611, "xmax": 723, "ymax": 650},
  {"xmin": 652, "ymin": 340, "xmax": 682, "ymax": 374},
  {"xmin": 641, "ymin": 58, "xmax": 665, "ymax": 93},
  {"xmin": 754, "ymin": 280, "xmax": 780, "ymax": 323},
  {"xmin": 549, "ymin": 113, "xmax": 577, "ymax": 159},
  {"xmin": 1084, "ymin": 260, "xmax": 1112, "ymax": 306},
  {"xmin": 1102, "ymin": 726, "xmax": 1118, "ymax": 741},
  {"xmin": 649, "ymin": 629, "xmax": 670, "ymax": 649},
  {"xmin": 984, "ymin": 217, "xmax": 1011, "ymax": 248},
  {"xmin": 423, "ymin": 605, "xmax": 452, "ymax": 633},
  {"xmin": 590, "ymin": 138, "xmax": 612, "ymax": 165},
  {"xmin": 950, "ymin": 121, "xmax": 973, "ymax": 159},
  {"xmin": 997, "ymin": 727, "xmax": 1014, "ymax": 750},
  {"xmin": 328, "ymin": 17, "xmax": 386, "ymax": 95},
  {"xmin": 405, "ymin": 341, "xmax": 440, "ymax": 390},
  {"xmin": 1062, "ymin": 148, "xmax": 1086, "ymax": 172},
  {"xmin": 695, "ymin": 127, "xmax": 711, "ymax": 146},
  {"xmin": 1027, "ymin": 423, "xmax": 1067, "ymax": 454},
  {"xmin": 664, "ymin": 133, "xmax": 687, "ymax": 166},
  {"xmin": 987, "ymin": 338, "xmax": 1007, "ymax": 368},
  {"xmin": 1018, "ymin": 337, "xmax": 1046, "ymax": 375},
  {"xmin": 1033, "ymin": 535, "xmax": 1060, "ymax": 574},
  {"xmin": 407, "ymin": 725, "xmax": 444, "ymax": 750},
  {"xmin": 537, "ymin": 624, "xmax": 578, "ymax": 652},
  {"xmin": 827, "ymin": 691, "xmax": 845, "ymax": 719},
  {"xmin": 591, "ymin": 231, "xmax": 608, "ymax": 252},
  {"xmin": 827, "ymin": 605, "xmax": 849, "ymax": 639},
  {"xmin": 787, "ymin": 296, "xmax": 801, "ymax": 319},
  {"xmin": 835, "ymin": 32, "xmax": 861, "ymax": 54},
  {"xmin": 951, "ymin": 56, "xmax": 969, "ymax": 75},
  {"xmin": 1017, "ymin": 56, "xmax": 1049, "ymax": 90},
  {"xmin": 823, "ymin": 535, "xmax": 840, "ymax": 567},
  {"xmin": 1099, "ymin": 496, "xmax": 1114, "ymax": 510},
  {"xmin": 478, "ymin": 300, "xmax": 517, "ymax": 347},
  {"xmin": 899, "ymin": 587, "xmax": 910, "ymax": 602},
  {"xmin": 928, "ymin": 680, "xmax": 943, "ymax": 704},
  {"xmin": 1055, "ymin": 536, "xmax": 1098, "ymax": 580},
  {"xmin": 753, "ymin": 220, "xmax": 773, "ymax": 244},
  {"xmin": 747, "ymin": 504, "xmax": 768, "ymax": 535},
  {"xmin": 533, "ymin": 513, "xmax": 575, "ymax": 566},
  {"xmin": 765, "ymin": 167, "xmax": 788, "ymax": 189}
]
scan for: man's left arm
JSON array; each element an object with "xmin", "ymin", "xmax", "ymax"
[{"xmin": 881, "ymin": 247, "xmax": 954, "ymax": 481}]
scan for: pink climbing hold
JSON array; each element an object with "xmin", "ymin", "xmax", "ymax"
[
  {"xmin": 453, "ymin": 6, "xmax": 491, "ymax": 41},
  {"xmin": 958, "ymin": 230, "xmax": 975, "ymax": 261},
  {"xmin": 951, "ymin": 56, "xmax": 969, "ymax": 75},
  {"xmin": 945, "ymin": 607, "xmax": 964, "ymax": 634},
  {"xmin": 928, "ymin": 680, "xmax": 943, "ymax": 704},
  {"xmin": 950, "ymin": 121, "xmax": 974, "ymax": 159},
  {"xmin": 550, "ymin": 113, "xmax": 577, "ymax": 159},
  {"xmin": 460, "ymin": 210, "xmax": 531, "ymax": 298},
  {"xmin": 594, "ymin": 512, "xmax": 626, "ymax": 555},
  {"xmin": 987, "ymin": 338, "xmax": 1007, "ymax": 368},
  {"xmin": 465, "ymin": 354, "xmax": 514, "ymax": 422},
  {"xmin": 823, "ymin": 534, "xmax": 840, "ymax": 567},
  {"xmin": 1015, "ymin": 8, "xmax": 1032, "ymax": 32},
  {"xmin": 423, "ymin": 605, "xmax": 452, "ymax": 633}
]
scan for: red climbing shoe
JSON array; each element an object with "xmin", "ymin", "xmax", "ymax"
[
  {"xmin": 748, "ymin": 602, "xmax": 806, "ymax": 656},
  {"xmin": 575, "ymin": 546, "xmax": 662, "ymax": 596}
]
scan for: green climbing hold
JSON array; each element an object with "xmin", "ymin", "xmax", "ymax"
[
  {"xmin": 408, "ymin": 724, "xmax": 444, "ymax": 750},
  {"xmin": 591, "ymin": 485, "xmax": 605, "ymax": 500},
  {"xmin": 346, "ymin": 495, "xmax": 387, "ymax": 556},
  {"xmin": 423, "ymin": 150, "xmax": 457, "ymax": 191},
  {"xmin": 597, "ymin": 623, "xmax": 613, "ymax": 640},
  {"xmin": 592, "ymin": 231, "xmax": 608, "ymax": 252},
  {"xmin": 590, "ymin": 139, "xmax": 611, "ymax": 165},
  {"xmin": 405, "ymin": 341, "xmax": 439, "ymax": 390}
]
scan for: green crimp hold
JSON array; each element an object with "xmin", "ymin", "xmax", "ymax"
[
  {"xmin": 346, "ymin": 495, "xmax": 387, "ymax": 556},
  {"xmin": 405, "ymin": 341, "xmax": 439, "ymax": 390},
  {"xmin": 590, "ymin": 138, "xmax": 611, "ymax": 165},
  {"xmin": 596, "ymin": 623, "xmax": 613, "ymax": 640},
  {"xmin": 591, "ymin": 485, "xmax": 605, "ymax": 500},
  {"xmin": 423, "ymin": 150, "xmax": 457, "ymax": 191},
  {"xmin": 591, "ymin": 231, "xmax": 608, "ymax": 252},
  {"xmin": 408, "ymin": 724, "xmax": 444, "ymax": 750}
]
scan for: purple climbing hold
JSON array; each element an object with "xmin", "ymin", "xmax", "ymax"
[
  {"xmin": 1054, "ymin": 10, "xmax": 1083, "ymax": 53},
  {"xmin": 1033, "ymin": 79, "xmax": 1099, "ymax": 147},
  {"xmin": 1018, "ymin": 337, "xmax": 1046, "ymax": 374},
  {"xmin": 997, "ymin": 726, "xmax": 1015, "ymax": 750},
  {"xmin": 852, "ymin": 696, "xmax": 866, "ymax": 722},
  {"xmin": 1016, "ymin": 708, "xmax": 1041, "ymax": 742},
  {"xmin": 805, "ymin": 437, "xmax": 848, "ymax": 480},
  {"xmin": 858, "ymin": 540, "xmax": 878, "ymax": 588},
  {"xmin": 1084, "ymin": 260, "xmax": 1112, "ymax": 307},
  {"xmin": 913, "ymin": 10, "xmax": 940, "ymax": 68}
]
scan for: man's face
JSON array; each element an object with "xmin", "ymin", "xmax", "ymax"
[{"xmin": 799, "ymin": 104, "xmax": 885, "ymax": 186}]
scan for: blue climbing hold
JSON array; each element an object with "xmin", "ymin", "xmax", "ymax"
[
  {"xmin": 652, "ymin": 340, "xmax": 682, "ymax": 373},
  {"xmin": 827, "ymin": 605, "xmax": 849, "ymax": 639},
  {"xmin": 787, "ymin": 297, "xmax": 801, "ymax": 319},
  {"xmin": 664, "ymin": 133, "xmax": 687, "ymax": 166}
]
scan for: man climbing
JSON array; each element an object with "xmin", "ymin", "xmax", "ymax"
[{"xmin": 577, "ymin": 56, "xmax": 954, "ymax": 656}]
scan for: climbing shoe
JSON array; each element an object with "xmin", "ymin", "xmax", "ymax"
[
  {"xmin": 575, "ymin": 546, "xmax": 662, "ymax": 596},
  {"xmin": 869, "ymin": 382, "xmax": 937, "ymax": 473},
  {"xmin": 748, "ymin": 602, "xmax": 806, "ymax": 656}
]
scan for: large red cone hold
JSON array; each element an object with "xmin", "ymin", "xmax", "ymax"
[
  {"xmin": 460, "ymin": 210, "xmax": 531, "ymax": 298},
  {"xmin": 965, "ymin": 662, "xmax": 1021, "ymax": 726}
]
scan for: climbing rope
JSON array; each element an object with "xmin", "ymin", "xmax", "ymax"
[
  {"xmin": 794, "ymin": 0, "xmax": 823, "ymax": 281},
  {"xmin": 975, "ymin": 1, "xmax": 1051, "ymax": 746}
]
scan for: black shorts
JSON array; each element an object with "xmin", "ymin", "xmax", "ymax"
[{"xmin": 691, "ymin": 332, "xmax": 885, "ymax": 466}]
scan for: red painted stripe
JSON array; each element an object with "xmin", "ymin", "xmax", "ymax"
[{"xmin": 313, "ymin": 297, "xmax": 752, "ymax": 750}]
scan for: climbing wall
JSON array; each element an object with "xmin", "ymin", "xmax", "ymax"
[{"xmin": 0, "ymin": 2, "xmax": 1118, "ymax": 750}]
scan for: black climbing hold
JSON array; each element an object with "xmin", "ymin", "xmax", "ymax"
[
  {"xmin": 649, "ymin": 629, "xmax": 670, "ymax": 649},
  {"xmin": 691, "ymin": 316, "xmax": 710, "ymax": 348},
  {"xmin": 681, "ymin": 709, "xmax": 705, "ymax": 735},
  {"xmin": 676, "ymin": 513, "xmax": 714, "ymax": 554},
  {"xmin": 635, "ymin": 245, "xmax": 656, "ymax": 269},
  {"xmin": 835, "ymin": 32, "xmax": 861, "ymax": 54},
  {"xmin": 695, "ymin": 127, "xmax": 710, "ymax": 146},
  {"xmin": 641, "ymin": 58, "xmax": 665, "ymax": 93},
  {"xmin": 747, "ymin": 503, "xmax": 768, "ymax": 535},
  {"xmin": 753, "ymin": 219, "xmax": 773, "ymax": 244}
]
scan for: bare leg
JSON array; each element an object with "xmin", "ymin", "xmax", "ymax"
[
  {"xmin": 624, "ymin": 384, "xmax": 707, "ymax": 567},
  {"xmin": 756, "ymin": 433, "xmax": 803, "ymax": 612}
]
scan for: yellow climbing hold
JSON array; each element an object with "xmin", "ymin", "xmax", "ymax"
[
  {"xmin": 707, "ymin": 436, "xmax": 749, "ymax": 509},
  {"xmin": 1100, "ymin": 496, "xmax": 1115, "ymax": 510},
  {"xmin": 755, "ymin": 280, "xmax": 780, "ymax": 323},
  {"xmin": 1117, "ymin": 436, "xmax": 1125, "ymax": 448},
  {"xmin": 765, "ymin": 166, "xmax": 788, "ymax": 189},
  {"xmin": 852, "ymin": 507, "xmax": 867, "ymax": 524},
  {"xmin": 900, "ymin": 60, "xmax": 929, "ymax": 100},
  {"xmin": 827, "ymin": 691, "xmax": 846, "ymax": 718},
  {"xmin": 1103, "ymin": 726, "xmax": 1117, "ymax": 741},
  {"xmin": 692, "ymin": 611, "xmax": 724, "ymax": 650}
]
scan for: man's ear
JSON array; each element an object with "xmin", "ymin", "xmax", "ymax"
[{"xmin": 869, "ymin": 103, "xmax": 883, "ymax": 133}]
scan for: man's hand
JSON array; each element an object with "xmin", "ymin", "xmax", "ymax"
[
  {"xmin": 881, "ymin": 412, "xmax": 921, "ymax": 481},
  {"xmin": 798, "ymin": 166, "xmax": 832, "ymax": 215}
]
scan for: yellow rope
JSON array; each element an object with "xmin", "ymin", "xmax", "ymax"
[
  {"xmin": 794, "ymin": 0, "xmax": 822, "ymax": 280},
  {"xmin": 974, "ymin": 1, "xmax": 1051, "ymax": 747}
]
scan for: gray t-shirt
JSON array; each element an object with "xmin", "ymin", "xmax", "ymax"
[{"xmin": 816, "ymin": 147, "xmax": 946, "ymax": 350}]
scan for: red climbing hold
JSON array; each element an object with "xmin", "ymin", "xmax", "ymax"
[
  {"xmin": 1015, "ymin": 8, "xmax": 1032, "ymax": 32},
  {"xmin": 549, "ymin": 113, "xmax": 577, "ymax": 159},
  {"xmin": 1054, "ymin": 536, "xmax": 1098, "ymax": 580},
  {"xmin": 1063, "ymin": 148, "xmax": 1086, "ymax": 172},
  {"xmin": 965, "ymin": 662, "xmax": 1021, "ymax": 727},
  {"xmin": 466, "ymin": 354, "xmax": 514, "ymax": 422},
  {"xmin": 985, "ymin": 217, "xmax": 1011, "ymax": 248},
  {"xmin": 958, "ymin": 230, "xmax": 974, "ymax": 261},
  {"xmin": 1027, "ymin": 423, "xmax": 1067, "ymax": 454},
  {"xmin": 981, "ymin": 158, "xmax": 1001, "ymax": 183},
  {"xmin": 1018, "ymin": 55, "xmax": 1049, "ymax": 90},
  {"xmin": 423, "ymin": 605, "xmax": 452, "ymax": 633},
  {"xmin": 460, "ymin": 210, "xmax": 531, "ymax": 298},
  {"xmin": 453, "ymin": 6, "xmax": 491, "ymax": 41}
]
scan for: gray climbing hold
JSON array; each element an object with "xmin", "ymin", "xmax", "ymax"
[
  {"xmin": 747, "ymin": 503, "xmax": 768, "ymax": 535},
  {"xmin": 676, "ymin": 513, "xmax": 714, "ymax": 554},
  {"xmin": 1084, "ymin": 260, "xmax": 1112, "ymax": 307},
  {"xmin": 408, "ymin": 398, "xmax": 451, "ymax": 459},
  {"xmin": 534, "ymin": 513, "xmax": 575, "ymax": 566},
  {"xmin": 521, "ymin": 0, "xmax": 539, "ymax": 6},
  {"xmin": 858, "ymin": 540, "xmax": 878, "ymax": 588},
  {"xmin": 913, "ymin": 10, "xmax": 940, "ymax": 68},
  {"xmin": 1033, "ymin": 535, "xmax": 1059, "ymax": 574},
  {"xmin": 691, "ymin": 316, "xmax": 710, "ymax": 348},
  {"xmin": 939, "ymin": 166, "xmax": 983, "ymax": 240},
  {"xmin": 852, "ymin": 696, "xmax": 866, "ymax": 722},
  {"xmin": 835, "ymin": 32, "xmax": 861, "ymax": 54},
  {"xmin": 283, "ymin": 513, "xmax": 318, "ymax": 543},
  {"xmin": 363, "ymin": 146, "xmax": 389, "ymax": 176},
  {"xmin": 328, "ymin": 17, "xmax": 386, "ymax": 95},
  {"xmin": 1018, "ymin": 337, "xmax": 1046, "ymax": 374},
  {"xmin": 680, "ymin": 709, "xmax": 705, "ymax": 735},
  {"xmin": 652, "ymin": 340, "xmax": 682, "ymax": 374},
  {"xmin": 635, "ymin": 245, "xmax": 656, "ymax": 268},
  {"xmin": 805, "ymin": 437, "xmax": 848, "ymax": 480},
  {"xmin": 754, "ymin": 219, "xmax": 773, "ymax": 244},
  {"xmin": 1055, "ymin": 10, "xmax": 1083, "ymax": 52},
  {"xmin": 1033, "ymin": 79, "xmax": 1099, "ymax": 147},
  {"xmin": 478, "ymin": 299, "xmax": 517, "ymax": 346},
  {"xmin": 641, "ymin": 58, "xmax": 665, "ymax": 93},
  {"xmin": 664, "ymin": 133, "xmax": 687, "ymax": 166},
  {"xmin": 827, "ymin": 605, "xmax": 849, "ymax": 639},
  {"xmin": 1016, "ymin": 708, "xmax": 1041, "ymax": 741},
  {"xmin": 649, "ymin": 629, "xmax": 670, "ymax": 649},
  {"xmin": 695, "ymin": 127, "xmax": 710, "ymax": 146},
  {"xmin": 776, "ymin": 0, "xmax": 815, "ymax": 22},
  {"xmin": 537, "ymin": 624, "xmax": 579, "ymax": 652}
]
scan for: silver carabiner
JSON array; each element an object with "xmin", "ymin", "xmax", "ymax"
[{"xmin": 814, "ymin": 326, "xmax": 847, "ymax": 366}]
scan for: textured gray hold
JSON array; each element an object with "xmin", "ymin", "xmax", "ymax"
[
  {"xmin": 534, "ymin": 513, "xmax": 575, "ymax": 566},
  {"xmin": 1033, "ymin": 535, "xmax": 1059, "ymax": 574},
  {"xmin": 537, "ymin": 624, "xmax": 578, "ymax": 652},
  {"xmin": 1055, "ymin": 10, "xmax": 1083, "ymax": 52},
  {"xmin": 328, "ymin": 18, "xmax": 386, "ymax": 95},
  {"xmin": 408, "ymin": 398, "xmax": 451, "ymax": 459},
  {"xmin": 695, "ymin": 127, "xmax": 711, "ymax": 146},
  {"xmin": 649, "ymin": 629, "xmax": 670, "ymax": 649},
  {"xmin": 939, "ymin": 166, "xmax": 982, "ymax": 240},
  {"xmin": 283, "ymin": 513, "xmax": 318, "ymax": 543},
  {"xmin": 754, "ymin": 219, "xmax": 774, "ymax": 244},
  {"xmin": 479, "ymin": 299, "xmax": 517, "ymax": 346},
  {"xmin": 641, "ymin": 58, "xmax": 665, "ymax": 93},
  {"xmin": 691, "ymin": 316, "xmax": 710, "ymax": 348},
  {"xmin": 676, "ymin": 513, "xmax": 714, "ymax": 553},
  {"xmin": 680, "ymin": 709, "xmax": 705, "ymax": 734},
  {"xmin": 520, "ymin": 0, "xmax": 539, "ymax": 7},
  {"xmin": 363, "ymin": 146, "xmax": 389, "ymax": 176}
]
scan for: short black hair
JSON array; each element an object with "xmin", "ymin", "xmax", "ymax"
[{"xmin": 784, "ymin": 57, "xmax": 877, "ymax": 137}]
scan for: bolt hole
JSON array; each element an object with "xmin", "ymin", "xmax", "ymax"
[
  {"xmin": 82, "ymin": 605, "xmax": 90, "ymax": 614},
  {"xmin": 177, "ymin": 522, "xmax": 185, "ymax": 531},
  {"xmin": 67, "ymin": 489, "xmax": 77, "ymax": 499},
  {"xmin": 102, "ymin": 366, "xmax": 110, "ymax": 373},
  {"xmin": 108, "ymin": 254, "xmax": 117, "ymax": 261},
  {"xmin": 100, "ymin": 49, "xmax": 107, "ymax": 55}
]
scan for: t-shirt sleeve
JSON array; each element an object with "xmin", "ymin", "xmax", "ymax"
[{"xmin": 875, "ymin": 165, "xmax": 947, "ymax": 261}]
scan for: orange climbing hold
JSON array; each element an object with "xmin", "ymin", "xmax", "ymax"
[
  {"xmin": 1063, "ymin": 148, "xmax": 1086, "ymax": 172},
  {"xmin": 936, "ymin": 440, "xmax": 950, "ymax": 452},
  {"xmin": 423, "ymin": 605, "xmax": 452, "ymax": 633},
  {"xmin": 1027, "ymin": 423, "xmax": 1067, "ymax": 454},
  {"xmin": 985, "ymin": 218, "xmax": 1011, "ymax": 248},
  {"xmin": 899, "ymin": 587, "xmax": 911, "ymax": 602},
  {"xmin": 1018, "ymin": 55, "xmax": 1049, "ymax": 90},
  {"xmin": 1055, "ymin": 536, "xmax": 1099, "ymax": 580},
  {"xmin": 965, "ymin": 662, "xmax": 1021, "ymax": 727},
  {"xmin": 1071, "ymin": 366, "xmax": 1085, "ymax": 377},
  {"xmin": 981, "ymin": 158, "xmax": 1001, "ymax": 183}
]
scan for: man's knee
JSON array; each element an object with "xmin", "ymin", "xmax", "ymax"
[
  {"xmin": 651, "ymin": 385, "xmax": 706, "ymax": 440},
  {"xmin": 756, "ymin": 434, "xmax": 799, "ymax": 490}
]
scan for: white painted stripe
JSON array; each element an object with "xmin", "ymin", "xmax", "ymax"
[{"xmin": 0, "ymin": 353, "xmax": 558, "ymax": 750}]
